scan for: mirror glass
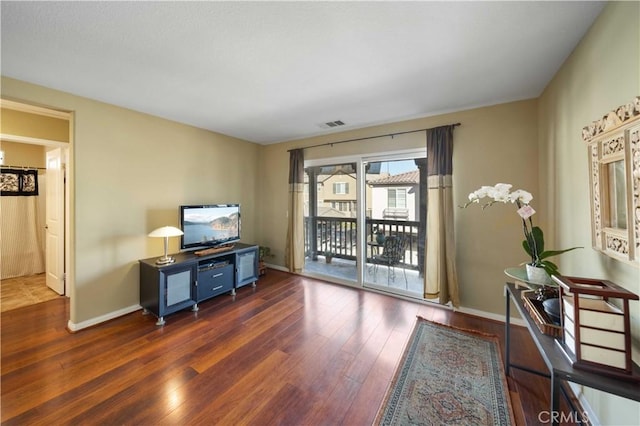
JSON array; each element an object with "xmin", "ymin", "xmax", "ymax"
[{"xmin": 607, "ymin": 160, "xmax": 627, "ymax": 229}]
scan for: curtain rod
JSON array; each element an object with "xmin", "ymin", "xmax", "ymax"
[
  {"xmin": 1, "ymin": 165, "xmax": 46, "ymax": 170},
  {"xmin": 288, "ymin": 122, "xmax": 460, "ymax": 152}
]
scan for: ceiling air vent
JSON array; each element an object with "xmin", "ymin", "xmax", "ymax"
[{"xmin": 318, "ymin": 120, "xmax": 346, "ymax": 129}]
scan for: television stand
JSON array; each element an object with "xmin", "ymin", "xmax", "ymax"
[
  {"xmin": 194, "ymin": 244, "xmax": 235, "ymax": 256},
  {"xmin": 139, "ymin": 243, "xmax": 259, "ymax": 325}
]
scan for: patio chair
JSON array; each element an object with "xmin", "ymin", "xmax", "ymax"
[{"xmin": 371, "ymin": 235, "xmax": 408, "ymax": 287}]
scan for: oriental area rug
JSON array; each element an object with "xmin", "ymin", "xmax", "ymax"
[{"xmin": 376, "ymin": 317, "xmax": 515, "ymax": 425}]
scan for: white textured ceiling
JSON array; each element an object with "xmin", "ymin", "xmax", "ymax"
[{"xmin": 1, "ymin": 1, "xmax": 605, "ymax": 144}]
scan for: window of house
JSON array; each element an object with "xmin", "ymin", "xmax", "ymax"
[
  {"xmin": 387, "ymin": 188, "xmax": 407, "ymax": 208},
  {"xmin": 330, "ymin": 201, "xmax": 354, "ymax": 211},
  {"xmin": 333, "ymin": 182, "xmax": 348, "ymax": 194},
  {"xmin": 337, "ymin": 201, "xmax": 355, "ymax": 212}
]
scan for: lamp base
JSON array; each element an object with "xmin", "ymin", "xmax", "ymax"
[{"xmin": 155, "ymin": 256, "xmax": 175, "ymax": 265}]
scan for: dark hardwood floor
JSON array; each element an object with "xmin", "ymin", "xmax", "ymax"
[{"xmin": 1, "ymin": 269, "xmax": 575, "ymax": 425}]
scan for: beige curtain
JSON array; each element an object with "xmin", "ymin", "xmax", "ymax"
[
  {"xmin": 1, "ymin": 173, "xmax": 46, "ymax": 279},
  {"xmin": 424, "ymin": 126, "xmax": 459, "ymax": 307},
  {"xmin": 285, "ymin": 149, "xmax": 305, "ymax": 273}
]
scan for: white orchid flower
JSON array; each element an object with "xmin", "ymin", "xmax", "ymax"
[
  {"xmin": 475, "ymin": 186, "xmax": 492, "ymax": 199},
  {"xmin": 494, "ymin": 183, "xmax": 513, "ymax": 193},
  {"xmin": 490, "ymin": 183, "xmax": 512, "ymax": 203},
  {"xmin": 510, "ymin": 189, "xmax": 533, "ymax": 205}
]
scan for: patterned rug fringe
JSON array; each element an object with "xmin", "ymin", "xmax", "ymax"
[{"xmin": 415, "ymin": 315, "xmax": 500, "ymax": 339}]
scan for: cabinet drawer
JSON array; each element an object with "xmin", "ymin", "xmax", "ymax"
[{"xmin": 197, "ymin": 264, "xmax": 234, "ymax": 301}]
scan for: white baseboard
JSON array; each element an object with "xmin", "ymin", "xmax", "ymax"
[
  {"xmin": 67, "ymin": 304, "xmax": 141, "ymax": 332},
  {"xmin": 568, "ymin": 383, "xmax": 600, "ymax": 425},
  {"xmin": 264, "ymin": 263, "xmax": 288, "ymax": 272},
  {"xmin": 457, "ymin": 306, "xmax": 526, "ymax": 327}
]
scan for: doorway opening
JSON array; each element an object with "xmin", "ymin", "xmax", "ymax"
[{"xmin": 0, "ymin": 99, "xmax": 72, "ymax": 312}]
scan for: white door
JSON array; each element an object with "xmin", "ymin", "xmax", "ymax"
[{"xmin": 46, "ymin": 148, "xmax": 65, "ymax": 295}]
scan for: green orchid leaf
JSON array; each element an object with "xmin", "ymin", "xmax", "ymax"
[
  {"xmin": 538, "ymin": 246, "xmax": 583, "ymax": 260},
  {"xmin": 540, "ymin": 260, "xmax": 559, "ymax": 276},
  {"xmin": 522, "ymin": 226, "xmax": 545, "ymax": 260},
  {"xmin": 531, "ymin": 226, "xmax": 545, "ymax": 254},
  {"xmin": 522, "ymin": 224, "xmax": 582, "ymax": 276}
]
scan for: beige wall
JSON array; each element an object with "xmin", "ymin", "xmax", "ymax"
[
  {"xmin": 259, "ymin": 99, "xmax": 539, "ymax": 315},
  {"xmin": 0, "ymin": 141, "xmax": 45, "ymax": 168},
  {"xmin": 1, "ymin": 107, "xmax": 70, "ymax": 142},
  {"xmin": 1, "ymin": 77, "xmax": 260, "ymax": 326},
  {"xmin": 539, "ymin": 2, "xmax": 639, "ymax": 423}
]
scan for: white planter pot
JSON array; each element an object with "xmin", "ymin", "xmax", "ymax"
[{"xmin": 525, "ymin": 264, "xmax": 554, "ymax": 286}]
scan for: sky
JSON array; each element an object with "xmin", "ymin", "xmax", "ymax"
[{"xmin": 382, "ymin": 159, "xmax": 416, "ymax": 175}]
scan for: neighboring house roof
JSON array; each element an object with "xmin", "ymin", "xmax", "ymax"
[
  {"xmin": 318, "ymin": 206, "xmax": 348, "ymax": 217},
  {"xmin": 318, "ymin": 171, "xmax": 356, "ymax": 185},
  {"xmin": 369, "ymin": 170, "xmax": 419, "ymax": 186}
]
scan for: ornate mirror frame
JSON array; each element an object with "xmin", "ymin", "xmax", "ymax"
[{"xmin": 582, "ymin": 96, "xmax": 640, "ymax": 266}]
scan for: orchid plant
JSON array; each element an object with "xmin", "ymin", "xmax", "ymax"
[{"xmin": 461, "ymin": 183, "xmax": 581, "ymax": 277}]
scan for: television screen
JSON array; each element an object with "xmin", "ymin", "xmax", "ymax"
[{"xmin": 180, "ymin": 204, "xmax": 240, "ymax": 250}]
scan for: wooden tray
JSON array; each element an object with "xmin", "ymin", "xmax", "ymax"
[
  {"xmin": 521, "ymin": 291, "xmax": 562, "ymax": 338},
  {"xmin": 194, "ymin": 244, "xmax": 235, "ymax": 256}
]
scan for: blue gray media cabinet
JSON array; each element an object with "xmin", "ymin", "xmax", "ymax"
[{"xmin": 139, "ymin": 243, "xmax": 259, "ymax": 325}]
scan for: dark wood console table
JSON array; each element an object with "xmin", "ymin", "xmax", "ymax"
[{"xmin": 505, "ymin": 283, "xmax": 639, "ymax": 425}]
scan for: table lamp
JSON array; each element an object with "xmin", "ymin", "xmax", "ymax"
[{"xmin": 148, "ymin": 226, "xmax": 184, "ymax": 265}]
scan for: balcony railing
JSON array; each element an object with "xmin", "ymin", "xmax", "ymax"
[{"xmin": 304, "ymin": 216, "xmax": 421, "ymax": 271}]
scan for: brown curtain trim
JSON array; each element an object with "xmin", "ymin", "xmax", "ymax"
[
  {"xmin": 426, "ymin": 125, "xmax": 454, "ymax": 176},
  {"xmin": 288, "ymin": 149, "xmax": 304, "ymax": 184}
]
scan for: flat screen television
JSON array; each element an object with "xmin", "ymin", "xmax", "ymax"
[{"xmin": 179, "ymin": 204, "xmax": 240, "ymax": 251}]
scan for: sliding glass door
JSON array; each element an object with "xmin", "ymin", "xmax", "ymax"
[
  {"xmin": 362, "ymin": 158, "xmax": 425, "ymax": 298},
  {"xmin": 302, "ymin": 152, "xmax": 426, "ymax": 299},
  {"xmin": 303, "ymin": 162, "xmax": 359, "ymax": 283}
]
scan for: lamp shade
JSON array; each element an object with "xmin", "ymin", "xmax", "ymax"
[
  {"xmin": 148, "ymin": 226, "xmax": 183, "ymax": 265},
  {"xmin": 148, "ymin": 226, "xmax": 184, "ymax": 238}
]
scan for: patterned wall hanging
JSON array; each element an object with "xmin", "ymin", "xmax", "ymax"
[{"xmin": 0, "ymin": 168, "xmax": 39, "ymax": 196}]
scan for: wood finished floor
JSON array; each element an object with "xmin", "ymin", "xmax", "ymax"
[
  {"xmin": 1, "ymin": 269, "xmax": 576, "ymax": 425},
  {"xmin": 0, "ymin": 273, "xmax": 61, "ymax": 313}
]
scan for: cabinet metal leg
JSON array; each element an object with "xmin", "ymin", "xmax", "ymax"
[
  {"xmin": 192, "ymin": 303, "xmax": 199, "ymax": 312},
  {"xmin": 155, "ymin": 316, "xmax": 165, "ymax": 326},
  {"xmin": 251, "ymin": 282, "xmax": 256, "ymax": 288},
  {"xmin": 551, "ymin": 374, "xmax": 560, "ymax": 426},
  {"xmin": 231, "ymin": 288, "xmax": 236, "ymax": 296},
  {"xmin": 505, "ymin": 288, "xmax": 511, "ymax": 376}
]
